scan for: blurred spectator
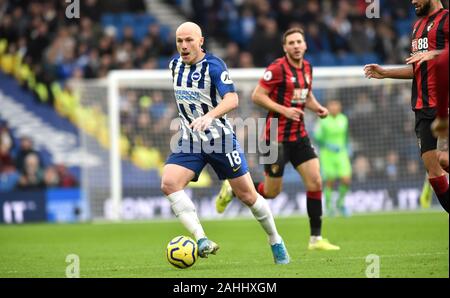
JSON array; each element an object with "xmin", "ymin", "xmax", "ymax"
[
  {"xmin": 80, "ymin": 0, "xmax": 101, "ymax": 23},
  {"xmin": 55, "ymin": 164, "xmax": 78, "ymax": 187},
  {"xmin": 224, "ymin": 42, "xmax": 241, "ymax": 68},
  {"xmin": 374, "ymin": 21, "xmax": 399, "ymax": 64},
  {"xmin": 149, "ymin": 91, "xmax": 168, "ymax": 123},
  {"xmin": 276, "ymin": 0, "xmax": 297, "ymax": 32},
  {"xmin": 0, "ymin": 121, "xmax": 15, "ymax": 171},
  {"xmin": 0, "ymin": 168, "xmax": 19, "ymax": 192},
  {"xmin": 133, "ymin": 112, "xmax": 154, "ymax": 147},
  {"xmin": 0, "ymin": 123, "xmax": 21, "ymax": 191},
  {"xmin": 44, "ymin": 165, "xmax": 60, "ymax": 187},
  {"xmin": 238, "ymin": 51, "xmax": 255, "ymax": 68},
  {"xmin": 249, "ymin": 18, "xmax": 283, "ymax": 67},
  {"xmin": 306, "ymin": 23, "xmax": 331, "ymax": 53},
  {"xmin": 349, "ymin": 19, "xmax": 372, "ymax": 54},
  {"xmin": 15, "ymin": 136, "xmax": 44, "ymax": 173},
  {"xmin": 406, "ymin": 159, "xmax": 420, "ymax": 176},
  {"xmin": 0, "ymin": 15, "xmax": 17, "ymax": 43},
  {"xmin": 28, "ymin": 20, "xmax": 50, "ymax": 64},
  {"xmin": 18, "ymin": 152, "xmax": 45, "ymax": 189},
  {"xmin": 353, "ymin": 154, "xmax": 370, "ymax": 183},
  {"xmin": 385, "ymin": 150, "xmax": 399, "ymax": 181}
]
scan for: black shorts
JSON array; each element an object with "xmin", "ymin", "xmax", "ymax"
[
  {"xmin": 262, "ymin": 137, "xmax": 318, "ymax": 177},
  {"xmin": 415, "ymin": 108, "xmax": 437, "ymax": 155}
]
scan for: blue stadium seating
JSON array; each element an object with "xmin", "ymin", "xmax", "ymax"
[
  {"xmin": 357, "ymin": 53, "xmax": 382, "ymax": 65},
  {"xmin": 338, "ymin": 53, "xmax": 359, "ymax": 66},
  {"xmin": 304, "ymin": 54, "xmax": 317, "ymax": 66},
  {"xmin": 158, "ymin": 57, "xmax": 170, "ymax": 69},
  {"xmin": 317, "ymin": 52, "xmax": 338, "ymax": 66},
  {"xmin": 135, "ymin": 14, "xmax": 156, "ymax": 27},
  {"xmin": 159, "ymin": 25, "xmax": 172, "ymax": 42},
  {"xmin": 101, "ymin": 13, "xmax": 161, "ymax": 42},
  {"xmin": 395, "ymin": 19, "xmax": 413, "ymax": 37},
  {"xmin": 101, "ymin": 13, "xmax": 116, "ymax": 27},
  {"xmin": 134, "ymin": 25, "xmax": 149, "ymax": 41},
  {"xmin": 119, "ymin": 13, "xmax": 136, "ymax": 26}
]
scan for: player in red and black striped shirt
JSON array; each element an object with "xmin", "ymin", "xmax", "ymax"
[
  {"xmin": 364, "ymin": 0, "xmax": 449, "ymax": 213},
  {"xmin": 258, "ymin": 46, "xmax": 319, "ymax": 143},
  {"xmin": 216, "ymin": 28, "xmax": 340, "ymax": 251},
  {"xmin": 431, "ymin": 46, "xmax": 449, "ymax": 172}
]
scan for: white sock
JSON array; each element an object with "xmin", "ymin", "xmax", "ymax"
[
  {"xmin": 167, "ymin": 190, "xmax": 206, "ymax": 241},
  {"xmin": 310, "ymin": 235, "xmax": 323, "ymax": 243},
  {"xmin": 250, "ymin": 194, "xmax": 282, "ymax": 245}
]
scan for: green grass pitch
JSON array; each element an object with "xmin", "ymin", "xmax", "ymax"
[{"xmin": 0, "ymin": 211, "xmax": 448, "ymax": 278}]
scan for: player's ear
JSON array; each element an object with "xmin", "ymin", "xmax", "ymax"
[{"xmin": 199, "ymin": 37, "xmax": 204, "ymax": 47}]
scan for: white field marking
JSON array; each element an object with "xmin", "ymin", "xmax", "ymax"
[{"xmin": 89, "ymin": 209, "xmax": 446, "ymax": 225}]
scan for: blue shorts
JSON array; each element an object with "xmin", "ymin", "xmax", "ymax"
[{"xmin": 165, "ymin": 135, "xmax": 248, "ymax": 181}]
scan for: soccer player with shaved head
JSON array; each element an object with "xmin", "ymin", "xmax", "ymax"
[{"xmin": 161, "ymin": 22, "xmax": 290, "ymax": 264}]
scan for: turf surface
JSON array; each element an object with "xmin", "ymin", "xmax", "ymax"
[{"xmin": 0, "ymin": 211, "xmax": 448, "ymax": 278}]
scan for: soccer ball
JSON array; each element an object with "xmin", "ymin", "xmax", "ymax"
[{"xmin": 166, "ymin": 235, "xmax": 198, "ymax": 269}]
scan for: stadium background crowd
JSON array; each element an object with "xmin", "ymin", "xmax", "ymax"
[{"xmin": 1, "ymin": 0, "xmax": 446, "ymax": 192}]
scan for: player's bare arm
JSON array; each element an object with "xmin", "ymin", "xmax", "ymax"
[
  {"xmin": 252, "ymin": 84, "xmax": 304, "ymax": 121},
  {"xmin": 306, "ymin": 91, "xmax": 328, "ymax": 118},
  {"xmin": 363, "ymin": 64, "xmax": 414, "ymax": 79},
  {"xmin": 190, "ymin": 92, "xmax": 239, "ymax": 132},
  {"xmin": 406, "ymin": 50, "xmax": 444, "ymax": 66}
]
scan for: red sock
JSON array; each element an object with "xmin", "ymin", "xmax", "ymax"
[
  {"xmin": 429, "ymin": 175, "xmax": 449, "ymax": 213},
  {"xmin": 307, "ymin": 191, "xmax": 322, "ymax": 200},
  {"xmin": 429, "ymin": 175, "xmax": 449, "ymax": 195},
  {"xmin": 257, "ymin": 182, "xmax": 266, "ymax": 197}
]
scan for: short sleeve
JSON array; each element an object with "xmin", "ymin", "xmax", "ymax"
[
  {"xmin": 209, "ymin": 58, "xmax": 236, "ymax": 97},
  {"xmin": 258, "ymin": 63, "xmax": 283, "ymax": 94}
]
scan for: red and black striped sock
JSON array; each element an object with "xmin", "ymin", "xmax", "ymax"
[
  {"xmin": 429, "ymin": 175, "xmax": 449, "ymax": 213},
  {"xmin": 307, "ymin": 191, "xmax": 322, "ymax": 236}
]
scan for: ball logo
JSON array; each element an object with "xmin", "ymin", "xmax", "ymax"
[
  {"xmin": 191, "ymin": 71, "xmax": 201, "ymax": 82},
  {"xmin": 220, "ymin": 71, "xmax": 233, "ymax": 84},
  {"xmin": 263, "ymin": 71, "xmax": 273, "ymax": 81}
]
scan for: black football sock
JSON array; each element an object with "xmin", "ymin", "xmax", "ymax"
[{"xmin": 307, "ymin": 191, "xmax": 323, "ymax": 236}]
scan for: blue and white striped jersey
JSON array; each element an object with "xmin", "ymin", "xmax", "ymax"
[{"xmin": 169, "ymin": 52, "xmax": 236, "ymax": 143}]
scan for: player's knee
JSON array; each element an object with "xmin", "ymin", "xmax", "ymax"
[
  {"xmin": 161, "ymin": 178, "xmax": 179, "ymax": 196},
  {"xmin": 306, "ymin": 175, "xmax": 322, "ymax": 191},
  {"xmin": 235, "ymin": 190, "xmax": 257, "ymax": 206},
  {"xmin": 160, "ymin": 181, "xmax": 171, "ymax": 196}
]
